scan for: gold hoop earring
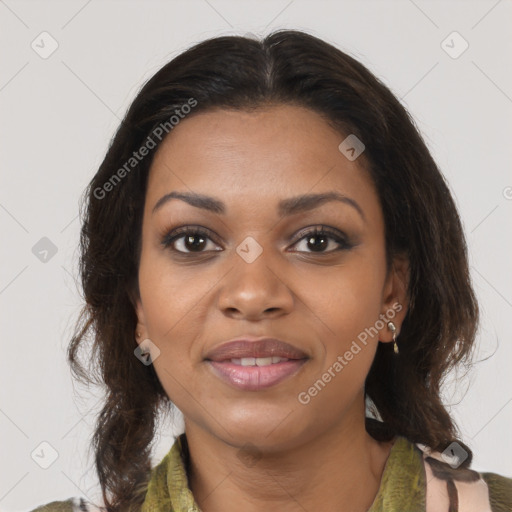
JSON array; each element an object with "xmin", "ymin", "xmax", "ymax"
[{"xmin": 387, "ymin": 321, "xmax": 398, "ymax": 355}]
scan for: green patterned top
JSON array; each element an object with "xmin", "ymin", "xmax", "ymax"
[{"xmin": 31, "ymin": 433, "xmax": 512, "ymax": 512}]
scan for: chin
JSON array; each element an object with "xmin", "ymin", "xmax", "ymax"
[{"xmin": 211, "ymin": 408, "xmax": 310, "ymax": 452}]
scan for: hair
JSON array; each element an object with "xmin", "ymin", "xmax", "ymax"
[{"xmin": 68, "ymin": 29, "xmax": 479, "ymax": 511}]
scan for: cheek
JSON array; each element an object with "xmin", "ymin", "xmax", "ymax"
[
  {"xmin": 137, "ymin": 246, "xmax": 231, "ymax": 398},
  {"xmin": 300, "ymin": 251, "xmax": 386, "ymax": 394},
  {"xmin": 138, "ymin": 248, "xmax": 211, "ymax": 338},
  {"xmin": 297, "ymin": 280, "xmax": 382, "ymax": 420},
  {"xmin": 307, "ymin": 255, "xmax": 386, "ymax": 336}
]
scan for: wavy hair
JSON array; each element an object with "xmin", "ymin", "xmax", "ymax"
[{"xmin": 68, "ymin": 29, "xmax": 479, "ymax": 511}]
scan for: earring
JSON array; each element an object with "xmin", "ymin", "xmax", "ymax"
[
  {"xmin": 136, "ymin": 331, "xmax": 141, "ymax": 339},
  {"xmin": 387, "ymin": 321, "xmax": 399, "ymax": 354}
]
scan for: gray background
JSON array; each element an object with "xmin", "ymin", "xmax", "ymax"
[{"xmin": 1, "ymin": 0, "xmax": 511, "ymax": 510}]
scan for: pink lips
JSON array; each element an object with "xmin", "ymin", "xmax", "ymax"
[{"xmin": 204, "ymin": 337, "xmax": 309, "ymax": 391}]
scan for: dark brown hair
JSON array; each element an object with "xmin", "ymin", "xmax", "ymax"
[{"xmin": 68, "ymin": 29, "xmax": 479, "ymax": 511}]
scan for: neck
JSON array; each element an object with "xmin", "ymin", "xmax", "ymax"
[{"xmin": 184, "ymin": 406, "xmax": 395, "ymax": 512}]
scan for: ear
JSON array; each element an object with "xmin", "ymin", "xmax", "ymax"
[
  {"xmin": 126, "ymin": 282, "xmax": 148, "ymax": 347},
  {"xmin": 378, "ymin": 253, "xmax": 410, "ymax": 343}
]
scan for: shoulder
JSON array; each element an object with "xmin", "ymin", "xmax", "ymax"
[
  {"xmin": 414, "ymin": 440, "xmax": 512, "ymax": 512},
  {"xmin": 479, "ymin": 471, "xmax": 512, "ymax": 512},
  {"xmin": 29, "ymin": 497, "xmax": 106, "ymax": 512},
  {"xmin": 28, "ymin": 437, "xmax": 187, "ymax": 512}
]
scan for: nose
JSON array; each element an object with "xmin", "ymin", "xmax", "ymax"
[{"xmin": 216, "ymin": 249, "xmax": 294, "ymax": 321}]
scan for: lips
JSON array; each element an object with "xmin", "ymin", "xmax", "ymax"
[
  {"xmin": 204, "ymin": 338, "xmax": 308, "ymax": 362},
  {"xmin": 204, "ymin": 337, "xmax": 309, "ymax": 391}
]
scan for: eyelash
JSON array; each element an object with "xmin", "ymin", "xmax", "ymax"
[{"xmin": 160, "ymin": 225, "xmax": 353, "ymax": 255}]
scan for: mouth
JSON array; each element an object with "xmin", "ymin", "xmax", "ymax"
[
  {"xmin": 204, "ymin": 337, "xmax": 309, "ymax": 391},
  {"xmin": 204, "ymin": 337, "xmax": 308, "ymax": 361},
  {"xmin": 228, "ymin": 356, "xmax": 291, "ymax": 366}
]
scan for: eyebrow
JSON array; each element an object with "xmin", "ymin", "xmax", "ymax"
[{"xmin": 152, "ymin": 191, "xmax": 366, "ymax": 221}]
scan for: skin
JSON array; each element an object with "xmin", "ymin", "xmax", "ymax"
[{"xmin": 134, "ymin": 104, "xmax": 409, "ymax": 512}]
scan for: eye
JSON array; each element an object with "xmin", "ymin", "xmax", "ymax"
[
  {"xmin": 161, "ymin": 225, "xmax": 353, "ymax": 256},
  {"xmin": 290, "ymin": 226, "xmax": 352, "ymax": 253},
  {"xmin": 161, "ymin": 226, "xmax": 222, "ymax": 254}
]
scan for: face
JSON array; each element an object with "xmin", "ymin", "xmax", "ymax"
[{"xmin": 134, "ymin": 104, "xmax": 408, "ymax": 451}]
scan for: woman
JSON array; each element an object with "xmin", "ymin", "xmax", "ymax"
[{"xmin": 32, "ymin": 30, "xmax": 512, "ymax": 512}]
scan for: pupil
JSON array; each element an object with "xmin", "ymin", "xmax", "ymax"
[
  {"xmin": 185, "ymin": 235, "xmax": 206, "ymax": 251},
  {"xmin": 182, "ymin": 233, "xmax": 329, "ymax": 252},
  {"xmin": 308, "ymin": 234, "xmax": 327, "ymax": 252}
]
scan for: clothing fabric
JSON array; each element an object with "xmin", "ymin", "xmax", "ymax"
[{"xmin": 31, "ymin": 433, "xmax": 512, "ymax": 512}]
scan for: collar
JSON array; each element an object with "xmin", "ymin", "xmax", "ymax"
[{"xmin": 141, "ymin": 433, "xmax": 426, "ymax": 512}]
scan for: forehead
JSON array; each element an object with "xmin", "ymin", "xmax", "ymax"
[{"xmin": 146, "ymin": 105, "xmax": 379, "ymax": 218}]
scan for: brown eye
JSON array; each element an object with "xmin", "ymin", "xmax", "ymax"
[
  {"xmin": 181, "ymin": 233, "xmax": 208, "ymax": 252},
  {"xmin": 161, "ymin": 227, "xmax": 222, "ymax": 254},
  {"xmin": 305, "ymin": 233, "xmax": 329, "ymax": 252},
  {"xmin": 291, "ymin": 226, "xmax": 352, "ymax": 254}
]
